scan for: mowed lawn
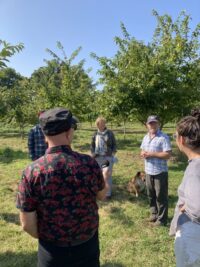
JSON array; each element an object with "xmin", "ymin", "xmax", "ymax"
[{"xmin": 0, "ymin": 123, "xmax": 187, "ymax": 267}]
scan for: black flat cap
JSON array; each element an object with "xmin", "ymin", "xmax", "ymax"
[{"xmin": 39, "ymin": 107, "xmax": 78, "ymax": 136}]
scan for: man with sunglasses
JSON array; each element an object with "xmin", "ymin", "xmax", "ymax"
[{"xmin": 16, "ymin": 107, "xmax": 109, "ymax": 267}]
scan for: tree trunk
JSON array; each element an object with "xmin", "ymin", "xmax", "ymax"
[{"xmin": 123, "ymin": 120, "xmax": 126, "ymax": 140}]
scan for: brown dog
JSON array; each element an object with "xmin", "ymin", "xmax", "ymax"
[{"xmin": 127, "ymin": 171, "xmax": 146, "ymax": 197}]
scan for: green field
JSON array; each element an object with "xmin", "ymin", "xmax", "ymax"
[{"xmin": 0, "ymin": 123, "xmax": 187, "ymax": 267}]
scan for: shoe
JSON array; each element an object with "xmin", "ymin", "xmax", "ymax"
[
  {"xmin": 153, "ymin": 220, "xmax": 165, "ymax": 227},
  {"xmin": 148, "ymin": 215, "xmax": 157, "ymax": 222}
]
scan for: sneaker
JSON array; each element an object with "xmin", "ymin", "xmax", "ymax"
[{"xmin": 148, "ymin": 215, "xmax": 157, "ymax": 222}]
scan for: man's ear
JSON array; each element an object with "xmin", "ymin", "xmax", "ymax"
[
  {"xmin": 65, "ymin": 130, "xmax": 70, "ymax": 139},
  {"xmin": 65, "ymin": 128, "xmax": 73, "ymax": 140}
]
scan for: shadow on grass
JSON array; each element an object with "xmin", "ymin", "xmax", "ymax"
[
  {"xmin": 108, "ymin": 178, "xmax": 178, "ymax": 208},
  {"xmin": 0, "ymin": 147, "xmax": 28, "ymax": 163},
  {"xmin": 101, "ymin": 263, "xmax": 125, "ymax": 267},
  {"xmin": 0, "ymin": 213, "xmax": 20, "ymax": 225},
  {"xmin": 0, "ymin": 252, "xmax": 125, "ymax": 267},
  {"xmin": 0, "ymin": 251, "xmax": 37, "ymax": 267},
  {"xmin": 109, "ymin": 206, "xmax": 135, "ymax": 226},
  {"xmin": 106, "ymin": 182, "xmax": 149, "ymax": 208}
]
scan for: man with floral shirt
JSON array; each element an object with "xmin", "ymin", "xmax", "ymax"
[{"xmin": 16, "ymin": 107, "xmax": 109, "ymax": 267}]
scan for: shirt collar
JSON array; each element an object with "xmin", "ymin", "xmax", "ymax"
[
  {"xmin": 46, "ymin": 145, "xmax": 72, "ymax": 154},
  {"xmin": 147, "ymin": 129, "xmax": 161, "ymax": 138}
]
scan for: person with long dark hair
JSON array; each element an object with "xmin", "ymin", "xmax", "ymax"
[{"xmin": 170, "ymin": 108, "xmax": 200, "ymax": 267}]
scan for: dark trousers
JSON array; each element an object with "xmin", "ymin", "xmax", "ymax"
[
  {"xmin": 146, "ymin": 172, "xmax": 168, "ymax": 224},
  {"xmin": 38, "ymin": 231, "xmax": 100, "ymax": 267}
]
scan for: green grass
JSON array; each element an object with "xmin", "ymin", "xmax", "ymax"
[{"xmin": 0, "ymin": 123, "xmax": 186, "ymax": 267}]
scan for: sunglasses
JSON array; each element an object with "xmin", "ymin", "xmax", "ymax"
[{"xmin": 173, "ymin": 133, "xmax": 178, "ymax": 139}]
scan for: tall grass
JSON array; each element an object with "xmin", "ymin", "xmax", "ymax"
[{"xmin": 0, "ymin": 123, "xmax": 186, "ymax": 267}]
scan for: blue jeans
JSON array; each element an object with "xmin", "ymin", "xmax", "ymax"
[
  {"xmin": 175, "ymin": 222, "xmax": 200, "ymax": 267},
  {"xmin": 38, "ymin": 231, "xmax": 100, "ymax": 267}
]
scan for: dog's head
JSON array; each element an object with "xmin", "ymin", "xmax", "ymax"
[
  {"xmin": 131, "ymin": 171, "xmax": 145, "ymax": 183},
  {"xmin": 127, "ymin": 171, "xmax": 146, "ymax": 193}
]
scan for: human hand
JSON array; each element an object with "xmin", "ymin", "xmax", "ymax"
[
  {"xmin": 179, "ymin": 204, "xmax": 186, "ymax": 213},
  {"xmin": 141, "ymin": 151, "xmax": 152, "ymax": 159}
]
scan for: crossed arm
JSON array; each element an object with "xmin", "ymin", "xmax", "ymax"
[{"xmin": 141, "ymin": 150, "xmax": 171, "ymax": 160}]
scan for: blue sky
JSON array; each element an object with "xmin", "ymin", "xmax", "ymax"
[{"xmin": 1, "ymin": 0, "xmax": 200, "ymax": 83}]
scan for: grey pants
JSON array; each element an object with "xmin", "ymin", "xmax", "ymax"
[{"xmin": 146, "ymin": 172, "xmax": 168, "ymax": 224}]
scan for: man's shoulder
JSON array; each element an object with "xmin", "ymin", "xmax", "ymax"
[
  {"xmin": 142, "ymin": 133, "xmax": 149, "ymax": 140},
  {"xmin": 106, "ymin": 129, "xmax": 115, "ymax": 135},
  {"xmin": 72, "ymin": 151, "xmax": 96, "ymax": 164},
  {"xmin": 22, "ymin": 160, "xmax": 41, "ymax": 180},
  {"xmin": 157, "ymin": 131, "xmax": 170, "ymax": 140},
  {"xmin": 29, "ymin": 124, "xmax": 40, "ymax": 132}
]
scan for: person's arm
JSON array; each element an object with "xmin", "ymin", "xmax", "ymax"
[
  {"xmin": 141, "ymin": 150, "xmax": 171, "ymax": 160},
  {"xmin": 184, "ymin": 172, "xmax": 200, "ymax": 218},
  {"xmin": 90, "ymin": 132, "xmax": 96, "ymax": 157},
  {"xmin": 20, "ymin": 211, "xmax": 38, "ymax": 239},
  {"xmin": 28, "ymin": 129, "xmax": 35, "ymax": 160},
  {"xmin": 110, "ymin": 131, "xmax": 117, "ymax": 154},
  {"xmin": 179, "ymin": 204, "xmax": 186, "ymax": 212},
  {"xmin": 141, "ymin": 134, "xmax": 172, "ymax": 160}
]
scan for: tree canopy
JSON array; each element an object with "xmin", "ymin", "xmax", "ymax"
[
  {"xmin": 92, "ymin": 11, "xmax": 200, "ymax": 127},
  {"xmin": 0, "ymin": 39, "xmax": 24, "ymax": 69},
  {"xmin": 1, "ymin": 11, "xmax": 200, "ymax": 131}
]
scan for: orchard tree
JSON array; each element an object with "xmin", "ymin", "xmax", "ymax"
[
  {"xmin": 92, "ymin": 11, "xmax": 200, "ymax": 127},
  {"xmin": 34, "ymin": 42, "xmax": 97, "ymax": 121},
  {"xmin": 91, "ymin": 25, "xmax": 150, "ymax": 131},
  {"xmin": 0, "ymin": 68, "xmax": 33, "ymax": 136},
  {"xmin": 0, "ymin": 68, "xmax": 23, "ymax": 118},
  {"xmin": 30, "ymin": 59, "xmax": 63, "ymax": 110},
  {"xmin": 0, "ymin": 39, "xmax": 24, "ymax": 69}
]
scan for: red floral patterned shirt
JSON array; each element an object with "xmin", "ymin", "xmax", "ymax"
[{"xmin": 16, "ymin": 145, "xmax": 105, "ymax": 243}]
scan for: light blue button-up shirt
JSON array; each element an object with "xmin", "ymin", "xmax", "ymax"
[{"xmin": 140, "ymin": 130, "xmax": 171, "ymax": 175}]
